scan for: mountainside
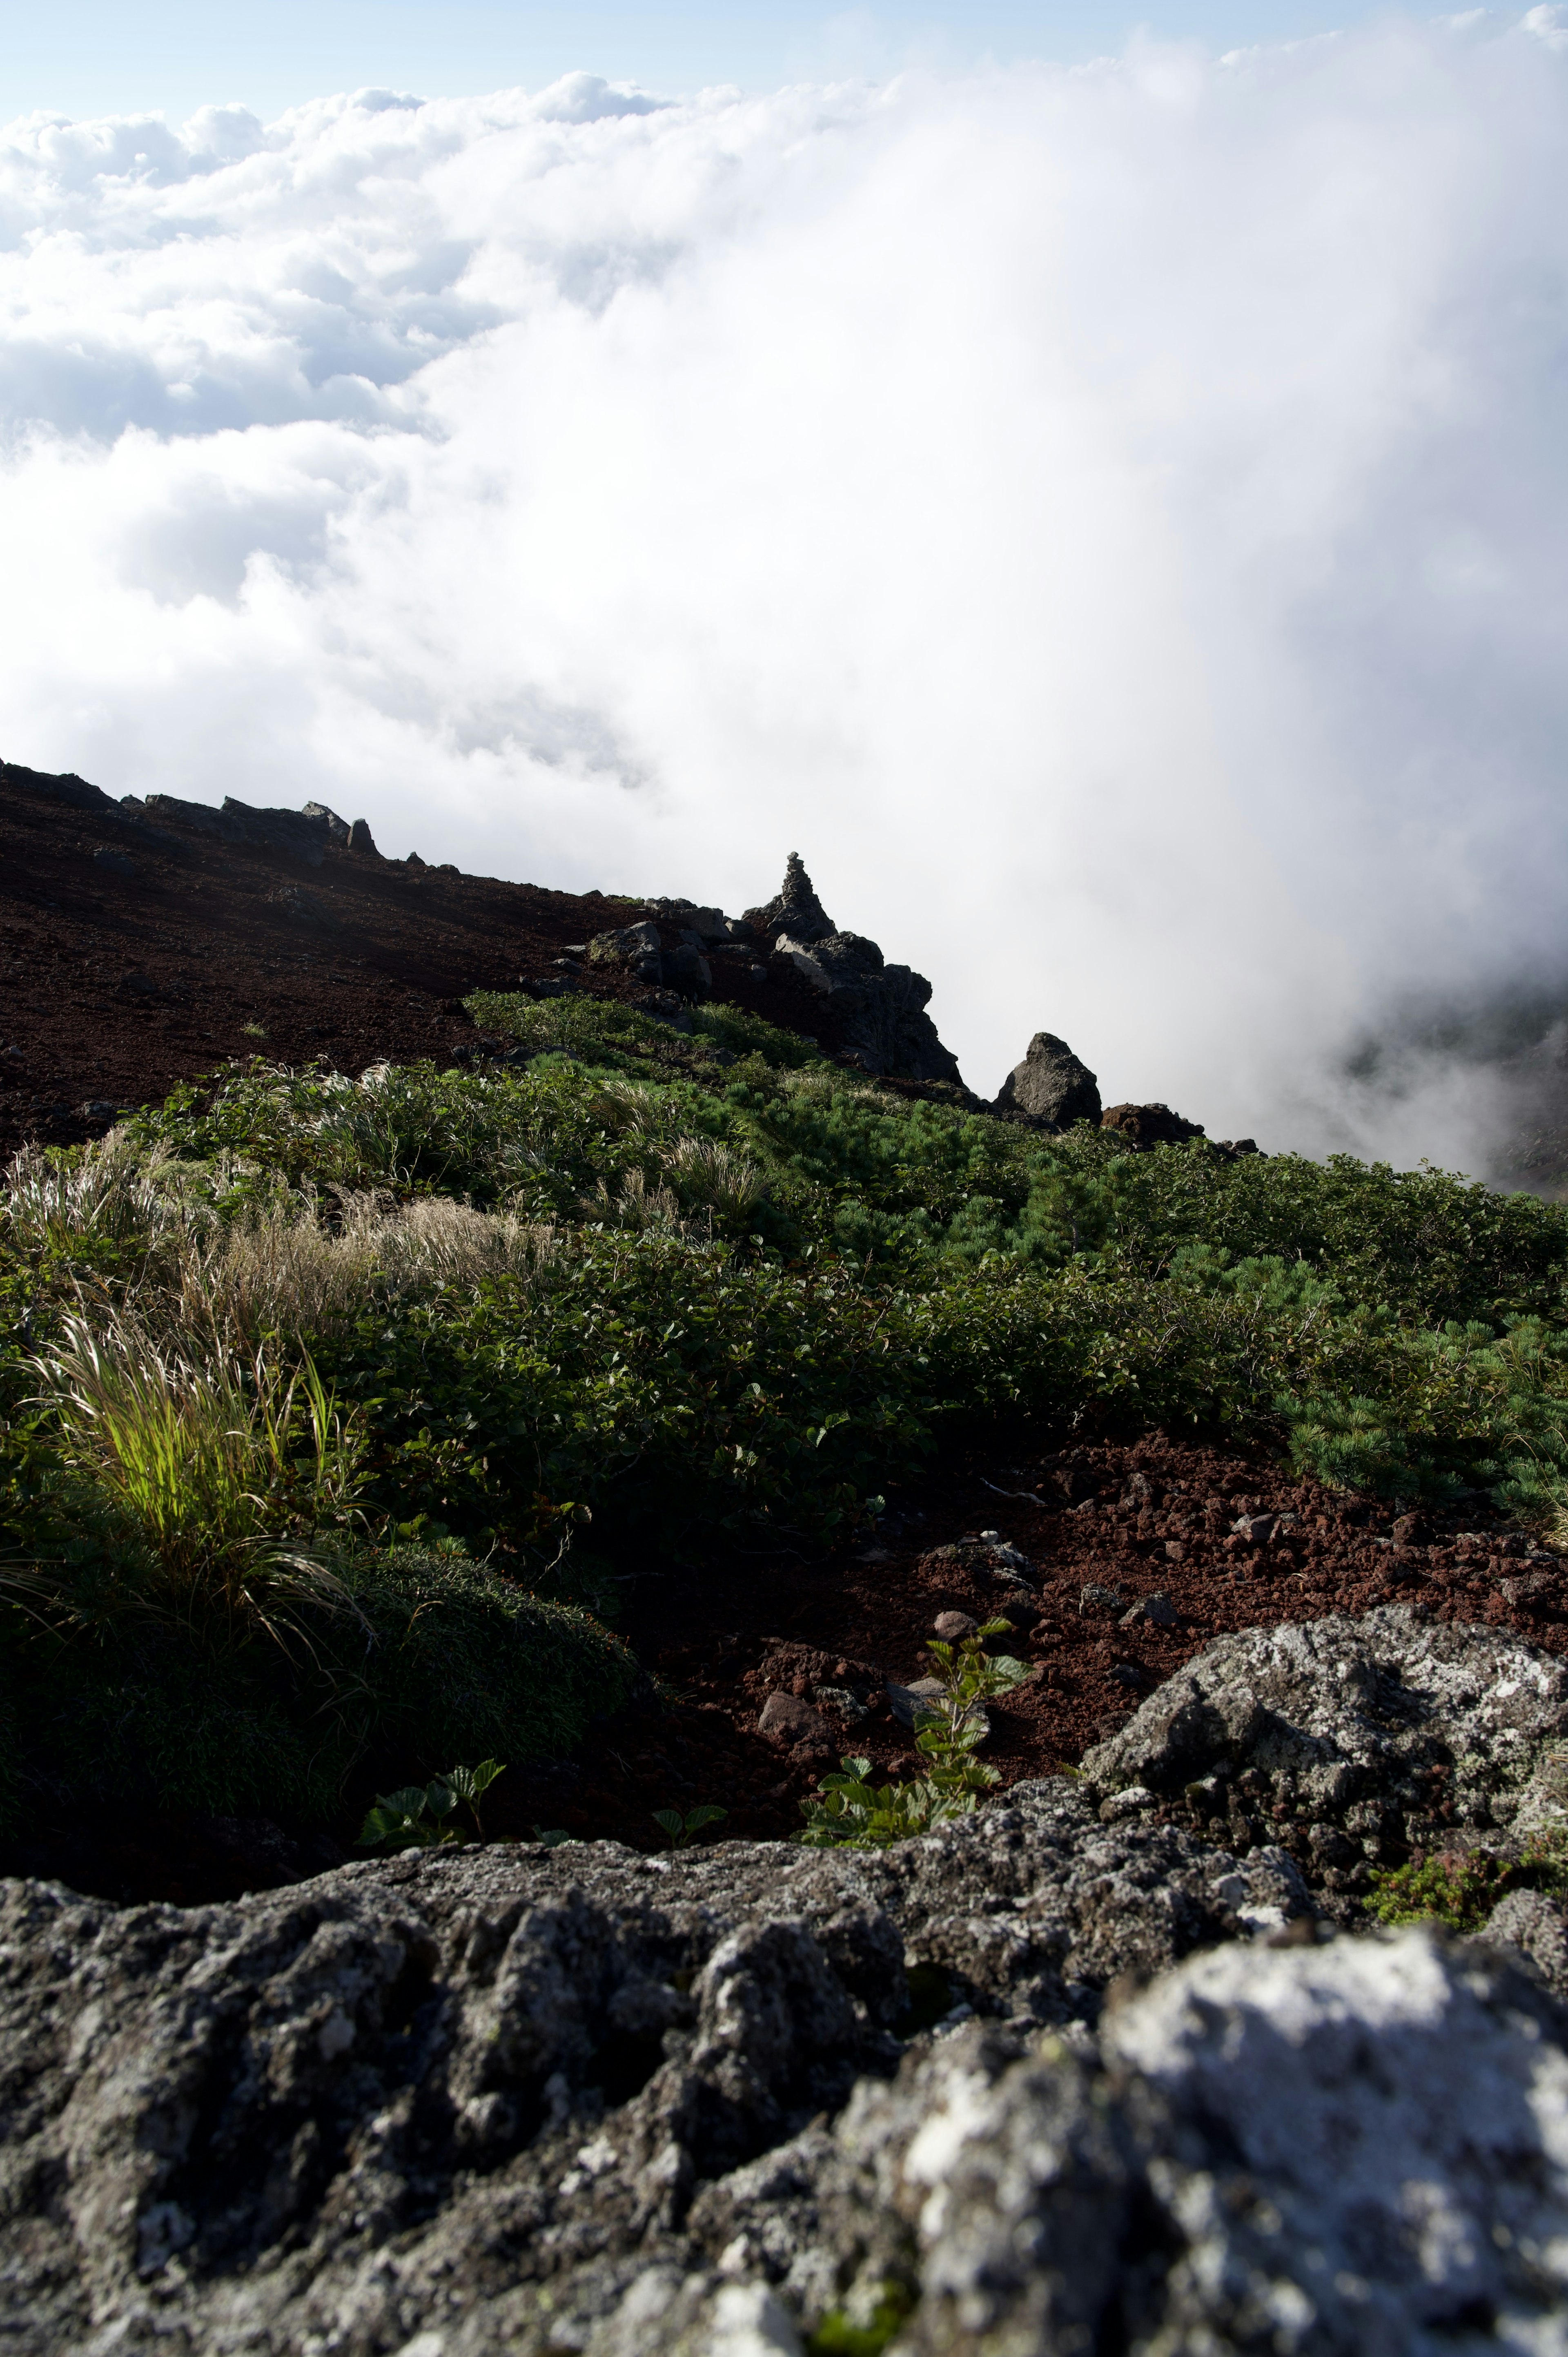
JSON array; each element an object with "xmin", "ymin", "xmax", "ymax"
[
  {"xmin": 0, "ymin": 761, "xmax": 940, "ymax": 1157},
  {"xmin": 8, "ymin": 762, "xmax": 1568, "ymax": 2350}
]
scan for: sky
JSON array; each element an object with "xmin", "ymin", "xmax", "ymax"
[
  {"xmin": 2, "ymin": 7, "xmax": 1568, "ymax": 1167},
  {"xmin": 5, "ymin": 4, "xmax": 1390, "ymax": 125}
]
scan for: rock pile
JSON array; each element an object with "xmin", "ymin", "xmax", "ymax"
[
  {"xmin": 744, "ymin": 854, "xmax": 963, "ymax": 1084},
  {"xmin": 9, "ymin": 1613, "xmax": 1568, "ymax": 2355}
]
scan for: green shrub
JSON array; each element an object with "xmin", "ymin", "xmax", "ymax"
[{"xmin": 0, "ymin": 1545, "xmax": 635, "ymax": 1828}]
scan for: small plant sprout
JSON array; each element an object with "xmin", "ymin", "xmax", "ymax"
[
  {"xmin": 359, "ymin": 1759, "xmax": 506, "ymax": 1850},
  {"xmin": 918, "ymin": 1617, "xmax": 1032, "ymax": 1741},
  {"xmin": 652, "ymin": 1803, "xmax": 728, "ymax": 1849},
  {"xmin": 797, "ymin": 1618, "xmax": 1032, "ymax": 1851}
]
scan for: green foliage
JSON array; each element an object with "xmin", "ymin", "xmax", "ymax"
[
  {"xmin": 797, "ymin": 1617, "xmax": 1036, "ymax": 1850},
  {"xmin": 359, "ymin": 1757, "xmax": 506, "ymax": 1849},
  {"xmin": 8, "ymin": 1315, "xmax": 365, "ymax": 1658},
  {"xmin": 795, "ymin": 1742, "xmax": 1002, "ymax": 1850},
  {"xmin": 917, "ymin": 1616, "xmax": 1032, "ymax": 1741},
  {"xmin": 1367, "ymin": 1834, "xmax": 1568, "ymax": 1931},
  {"xmin": 0, "ymin": 1546, "xmax": 634, "ymax": 1828},
  {"xmin": 806, "ymin": 2284, "xmax": 914, "ymax": 2356},
  {"xmin": 11, "ymin": 988, "xmax": 1568, "ymax": 1840},
  {"xmin": 651, "ymin": 1802, "xmax": 728, "ymax": 1848}
]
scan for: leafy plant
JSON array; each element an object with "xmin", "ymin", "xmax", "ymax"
[
  {"xmin": 916, "ymin": 1616, "xmax": 1032, "ymax": 1740},
  {"xmin": 652, "ymin": 1802, "xmax": 728, "ymax": 1848},
  {"xmin": 359, "ymin": 1757, "xmax": 506, "ymax": 1849}
]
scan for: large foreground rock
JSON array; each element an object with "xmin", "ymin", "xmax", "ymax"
[
  {"xmin": 6, "ymin": 1738, "xmax": 1568, "ymax": 2352},
  {"xmin": 0, "ymin": 1782, "xmax": 1299, "ymax": 2356}
]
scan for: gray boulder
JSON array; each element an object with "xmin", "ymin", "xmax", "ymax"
[
  {"xmin": 0, "ymin": 1782, "xmax": 1310, "ymax": 2355},
  {"xmin": 1079, "ymin": 1606, "xmax": 1568, "ymax": 1898},
  {"xmin": 993, "ymin": 1031, "xmax": 1102, "ymax": 1127},
  {"xmin": 587, "ymin": 921, "xmax": 665, "ymax": 984}
]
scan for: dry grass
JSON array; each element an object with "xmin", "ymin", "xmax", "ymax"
[{"xmin": 174, "ymin": 1194, "xmax": 563, "ymax": 1343}]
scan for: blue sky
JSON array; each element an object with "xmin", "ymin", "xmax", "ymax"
[{"xmin": 6, "ymin": 1, "xmax": 1389, "ymax": 124}]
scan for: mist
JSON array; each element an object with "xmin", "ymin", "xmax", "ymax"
[{"xmin": 3, "ymin": 12, "xmax": 1568, "ymax": 1172}]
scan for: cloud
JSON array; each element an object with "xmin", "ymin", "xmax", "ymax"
[{"xmin": 2, "ymin": 24, "xmax": 1567, "ymax": 1171}]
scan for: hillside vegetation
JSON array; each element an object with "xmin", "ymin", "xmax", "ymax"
[{"xmin": 3, "ymin": 986, "xmax": 1567, "ymax": 1828}]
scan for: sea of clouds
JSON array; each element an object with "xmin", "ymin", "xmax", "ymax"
[{"xmin": 3, "ymin": 11, "xmax": 1568, "ymax": 1165}]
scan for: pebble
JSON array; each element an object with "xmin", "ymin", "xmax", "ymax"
[{"xmin": 933, "ymin": 1611, "xmax": 979, "ymax": 1641}]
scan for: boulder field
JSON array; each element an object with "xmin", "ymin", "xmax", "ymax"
[{"xmin": 7, "ymin": 1607, "xmax": 1568, "ymax": 2353}]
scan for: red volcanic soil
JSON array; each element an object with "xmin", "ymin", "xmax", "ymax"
[
  {"xmin": 0, "ymin": 758, "xmax": 842, "ymax": 1157},
  {"xmin": 9, "ymin": 1424, "xmax": 1557, "ymax": 1905}
]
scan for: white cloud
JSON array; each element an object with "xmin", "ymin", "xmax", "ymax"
[{"xmin": 2, "ymin": 26, "xmax": 1568, "ymax": 1168}]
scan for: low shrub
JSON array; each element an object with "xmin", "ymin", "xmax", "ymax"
[
  {"xmin": 0, "ymin": 1545, "xmax": 636, "ymax": 1828},
  {"xmin": 1367, "ymin": 1837, "xmax": 1568, "ymax": 1931}
]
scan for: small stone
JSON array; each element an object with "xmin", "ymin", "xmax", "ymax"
[
  {"xmin": 1080, "ymin": 1583, "xmax": 1125, "ymax": 1615},
  {"xmin": 933, "ymin": 1612, "xmax": 979, "ymax": 1641},
  {"xmin": 1099, "ymin": 1785, "xmax": 1157, "ymax": 1822},
  {"xmin": 757, "ymin": 1691, "xmax": 830, "ymax": 1749},
  {"xmin": 91, "ymin": 847, "xmax": 135, "ymax": 877},
  {"xmin": 1121, "ymin": 1593, "xmax": 1179, "ymax": 1628},
  {"xmin": 885, "ymin": 1677, "xmax": 950, "ymax": 1730}
]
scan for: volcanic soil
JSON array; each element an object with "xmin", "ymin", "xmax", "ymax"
[{"xmin": 0, "ymin": 758, "xmax": 841, "ymax": 1157}]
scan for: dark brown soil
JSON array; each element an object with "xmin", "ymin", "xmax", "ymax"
[
  {"xmin": 0, "ymin": 760, "xmax": 844, "ymax": 1157},
  {"xmin": 11, "ymin": 1423, "xmax": 1559, "ymax": 1905}
]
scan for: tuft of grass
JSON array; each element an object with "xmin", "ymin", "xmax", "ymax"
[{"xmin": 9, "ymin": 1312, "xmax": 365, "ymax": 1660}]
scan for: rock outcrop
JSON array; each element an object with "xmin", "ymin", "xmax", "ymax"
[
  {"xmin": 1079, "ymin": 1604, "xmax": 1568, "ymax": 1908},
  {"xmin": 746, "ymin": 855, "xmax": 963, "ymax": 1085},
  {"xmin": 1100, "ymin": 1098, "xmax": 1207, "ymax": 1148},
  {"xmin": 6, "ymin": 1757, "xmax": 1568, "ymax": 2354},
  {"xmin": 993, "ymin": 1030, "xmax": 1102, "ymax": 1127}
]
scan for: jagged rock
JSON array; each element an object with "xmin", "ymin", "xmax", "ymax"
[
  {"xmin": 993, "ymin": 1031, "xmax": 1101, "ymax": 1127},
  {"xmin": 1079, "ymin": 1606, "xmax": 1568, "ymax": 1877},
  {"xmin": 9, "ymin": 1818, "xmax": 1564, "ymax": 2355},
  {"xmin": 1101, "ymin": 1099, "xmax": 1206, "ymax": 1148},
  {"xmin": 346, "ymin": 816, "xmax": 379, "ymax": 854},
  {"xmin": 587, "ymin": 921, "xmax": 665, "ymax": 984},
  {"xmin": 648, "ymin": 899, "xmax": 728, "ymax": 941},
  {"xmin": 0, "ymin": 1783, "xmax": 1318, "ymax": 2355},
  {"xmin": 662, "ymin": 942, "xmax": 713, "ymax": 999},
  {"xmin": 747, "ymin": 850, "xmax": 836, "ymax": 945}
]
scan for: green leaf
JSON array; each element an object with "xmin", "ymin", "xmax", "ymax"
[
  {"xmin": 683, "ymin": 1804, "xmax": 728, "ymax": 1833},
  {"xmin": 652, "ymin": 1808, "xmax": 684, "ymax": 1842}
]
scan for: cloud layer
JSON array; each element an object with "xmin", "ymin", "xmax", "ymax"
[{"xmin": 3, "ymin": 20, "xmax": 1568, "ymax": 1163}]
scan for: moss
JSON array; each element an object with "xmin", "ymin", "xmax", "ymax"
[
  {"xmin": 1367, "ymin": 1836, "xmax": 1568, "ymax": 1931},
  {"xmin": 806, "ymin": 2285, "xmax": 914, "ymax": 2355}
]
